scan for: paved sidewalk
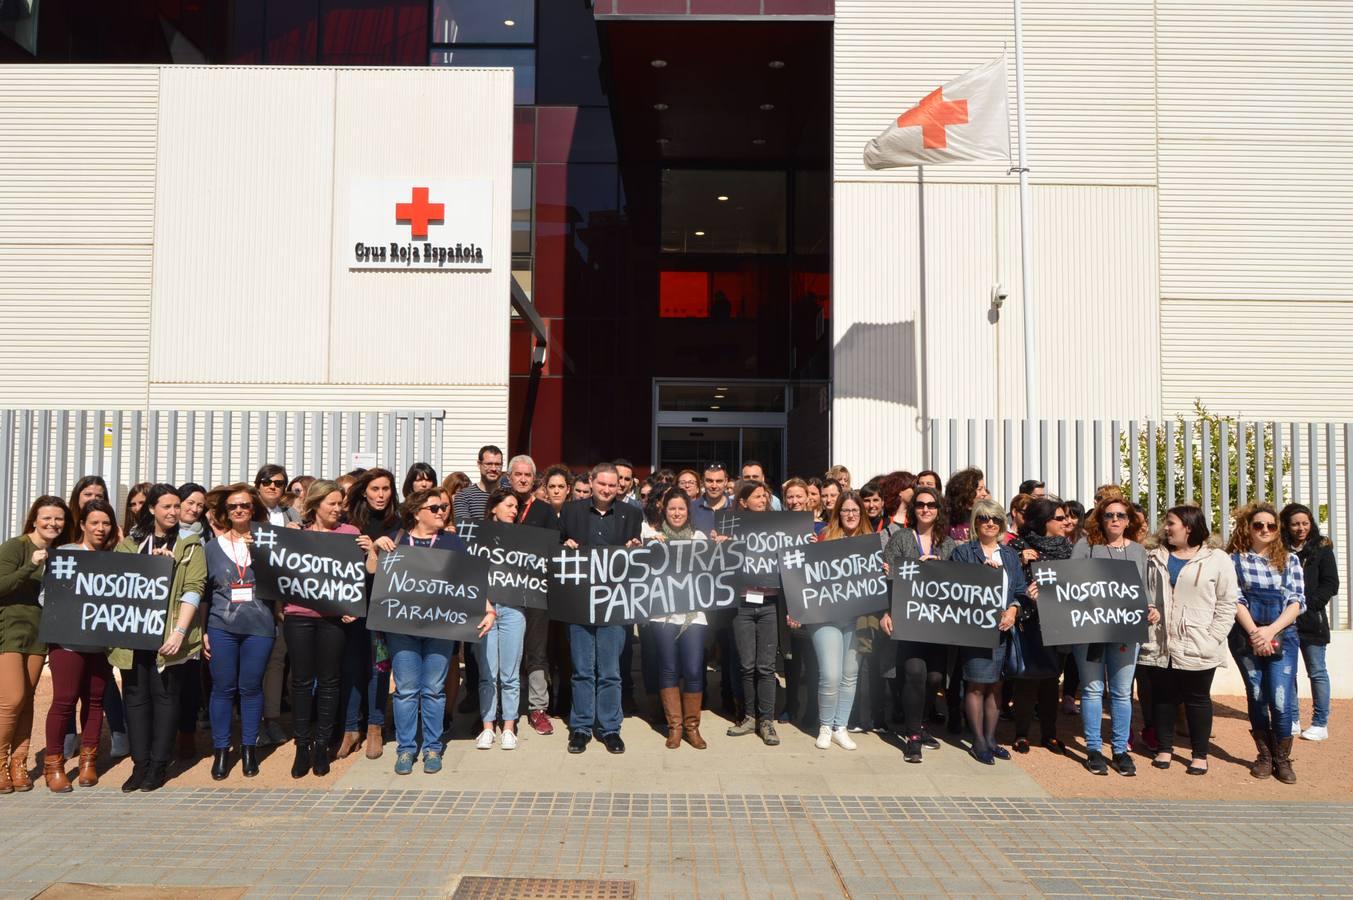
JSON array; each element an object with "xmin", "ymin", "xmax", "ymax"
[{"xmin": 2, "ymin": 789, "xmax": 1350, "ymax": 899}]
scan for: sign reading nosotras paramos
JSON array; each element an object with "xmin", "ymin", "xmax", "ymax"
[
  {"xmin": 888, "ymin": 559, "xmax": 1007, "ymax": 648},
  {"xmin": 250, "ymin": 525, "xmax": 368, "ymax": 618},
  {"xmin": 454, "ymin": 520, "xmax": 557, "ymax": 610},
  {"xmin": 39, "ymin": 550, "xmax": 172, "ymax": 652},
  {"xmin": 349, "ymin": 178, "xmax": 493, "ymax": 271},
  {"xmin": 1030, "ymin": 558, "xmax": 1148, "ymax": 646},
  {"xmin": 367, "ymin": 545, "xmax": 492, "ymax": 643},
  {"xmin": 779, "ymin": 535, "xmax": 889, "ymax": 625},
  {"xmin": 714, "ymin": 510, "xmax": 815, "ymax": 591}
]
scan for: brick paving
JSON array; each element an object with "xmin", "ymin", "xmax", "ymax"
[{"xmin": 2, "ymin": 789, "xmax": 1351, "ymax": 898}]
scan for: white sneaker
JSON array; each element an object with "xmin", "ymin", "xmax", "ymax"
[
  {"xmin": 831, "ymin": 727, "xmax": 858, "ymax": 751},
  {"xmin": 63, "ymin": 733, "xmax": 79, "ymax": 759},
  {"xmin": 475, "ymin": 729, "xmax": 495, "ymax": 750},
  {"xmin": 1301, "ymin": 725, "xmax": 1329, "ymax": 742},
  {"xmin": 815, "ymin": 725, "xmax": 832, "ymax": 750},
  {"xmin": 501, "ymin": 730, "xmax": 518, "ymax": 750},
  {"xmin": 110, "ymin": 731, "xmax": 129, "ymax": 758},
  {"xmin": 1291, "ymin": 720, "xmax": 1303, "ymax": 737}
]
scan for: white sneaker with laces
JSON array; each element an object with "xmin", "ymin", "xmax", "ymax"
[
  {"xmin": 831, "ymin": 727, "xmax": 858, "ymax": 751},
  {"xmin": 1301, "ymin": 724, "xmax": 1329, "ymax": 742},
  {"xmin": 110, "ymin": 731, "xmax": 130, "ymax": 757},
  {"xmin": 501, "ymin": 730, "xmax": 518, "ymax": 750},
  {"xmin": 475, "ymin": 729, "xmax": 496, "ymax": 750},
  {"xmin": 815, "ymin": 725, "xmax": 832, "ymax": 750},
  {"xmin": 63, "ymin": 733, "xmax": 79, "ymax": 759}
]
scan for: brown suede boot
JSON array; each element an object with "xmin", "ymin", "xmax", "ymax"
[
  {"xmin": 43, "ymin": 755, "xmax": 72, "ymax": 793},
  {"xmin": 336, "ymin": 731, "xmax": 363, "ymax": 759},
  {"xmin": 659, "ymin": 688, "xmax": 682, "ymax": 749},
  {"xmin": 78, "ymin": 747, "xmax": 99, "ymax": 787},
  {"xmin": 364, "ymin": 724, "xmax": 384, "ymax": 759},
  {"xmin": 681, "ymin": 692, "xmax": 707, "ymax": 750},
  {"xmin": 1272, "ymin": 735, "xmax": 1296, "ymax": 784},
  {"xmin": 1248, "ymin": 729, "xmax": 1273, "ymax": 779},
  {"xmin": 10, "ymin": 749, "xmax": 33, "ymax": 792},
  {"xmin": 0, "ymin": 756, "xmax": 10, "ymax": 794}
]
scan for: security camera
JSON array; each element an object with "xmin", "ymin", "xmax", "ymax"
[{"xmin": 991, "ymin": 283, "xmax": 1008, "ymax": 309}]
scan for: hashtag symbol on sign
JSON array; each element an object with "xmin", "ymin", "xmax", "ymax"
[
  {"xmin": 48, "ymin": 555, "xmax": 77, "ymax": 580},
  {"xmin": 782, "ymin": 549, "xmax": 806, "ymax": 569},
  {"xmin": 457, "ymin": 522, "xmax": 477, "ymax": 542},
  {"xmin": 381, "ymin": 551, "xmax": 404, "ymax": 574},
  {"xmin": 1033, "ymin": 567, "xmax": 1058, "ymax": 586},
  {"xmin": 720, "ymin": 515, "xmax": 741, "ymax": 534},
  {"xmin": 896, "ymin": 561, "xmax": 919, "ymax": 580},
  {"xmin": 253, "ymin": 529, "xmax": 278, "ymax": 549},
  {"xmin": 554, "ymin": 550, "xmax": 587, "ymax": 585}
]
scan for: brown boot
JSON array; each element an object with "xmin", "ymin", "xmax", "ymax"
[
  {"xmin": 1272, "ymin": 735, "xmax": 1297, "ymax": 784},
  {"xmin": 336, "ymin": 731, "xmax": 363, "ymax": 759},
  {"xmin": 1248, "ymin": 729, "xmax": 1273, "ymax": 779},
  {"xmin": 10, "ymin": 751, "xmax": 33, "ymax": 792},
  {"xmin": 43, "ymin": 755, "xmax": 72, "ymax": 793},
  {"xmin": 659, "ymin": 688, "xmax": 682, "ymax": 749},
  {"xmin": 364, "ymin": 724, "xmax": 384, "ymax": 759},
  {"xmin": 681, "ymin": 692, "xmax": 707, "ymax": 750},
  {"xmin": 78, "ymin": 747, "xmax": 99, "ymax": 787},
  {"xmin": 0, "ymin": 755, "xmax": 10, "ymax": 794}
]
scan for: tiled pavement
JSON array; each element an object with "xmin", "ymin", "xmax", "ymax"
[{"xmin": 3, "ymin": 789, "xmax": 1352, "ymax": 899}]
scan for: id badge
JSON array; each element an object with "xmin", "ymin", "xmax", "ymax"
[
  {"xmin": 745, "ymin": 590, "xmax": 765, "ymax": 605},
  {"xmin": 230, "ymin": 581, "xmax": 256, "ymax": 604}
]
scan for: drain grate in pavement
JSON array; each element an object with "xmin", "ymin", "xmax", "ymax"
[{"xmin": 452, "ymin": 876, "xmax": 636, "ymax": 899}]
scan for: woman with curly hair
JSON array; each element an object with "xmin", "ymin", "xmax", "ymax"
[
  {"xmin": 944, "ymin": 467, "xmax": 989, "ymax": 541},
  {"xmin": 1227, "ymin": 501, "xmax": 1305, "ymax": 784}
]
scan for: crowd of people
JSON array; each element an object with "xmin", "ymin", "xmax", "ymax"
[{"xmin": 0, "ymin": 448, "xmax": 1338, "ymax": 794}]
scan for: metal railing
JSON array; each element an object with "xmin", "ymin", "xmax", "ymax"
[
  {"xmin": 924, "ymin": 416, "xmax": 1353, "ymax": 630},
  {"xmin": 0, "ymin": 408, "xmax": 447, "ymax": 538}
]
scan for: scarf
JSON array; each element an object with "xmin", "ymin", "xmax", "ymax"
[
  {"xmin": 660, "ymin": 520, "xmax": 694, "ymax": 542},
  {"xmin": 1025, "ymin": 533, "xmax": 1072, "ymax": 561}
]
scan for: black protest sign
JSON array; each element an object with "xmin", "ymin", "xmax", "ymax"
[
  {"xmin": 1031, "ymin": 559, "xmax": 1148, "ymax": 646},
  {"xmin": 39, "ymin": 550, "xmax": 171, "ymax": 652},
  {"xmin": 714, "ymin": 509, "xmax": 815, "ymax": 590},
  {"xmin": 888, "ymin": 559, "xmax": 1006, "ymax": 648},
  {"xmin": 250, "ymin": 525, "xmax": 367, "ymax": 617},
  {"xmin": 367, "ymin": 545, "xmax": 491, "ymax": 643},
  {"xmin": 779, "ymin": 535, "xmax": 888, "ymax": 625},
  {"xmin": 547, "ymin": 539, "xmax": 744, "ymax": 626},
  {"xmin": 455, "ymin": 520, "xmax": 556, "ymax": 610}
]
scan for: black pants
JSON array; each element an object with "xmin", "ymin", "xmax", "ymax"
[
  {"xmin": 1146, "ymin": 664, "xmax": 1215, "ymax": 759},
  {"xmin": 285, "ymin": 616, "xmax": 345, "ymax": 746},
  {"xmin": 1012, "ymin": 675, "xmax": 1060, "ymax": 742},
  {"xmin": 849, "ymin": 644, "xmax": 889, "ymax": 731},
  {"xmin": 897, "ymin": 641, "xmax": 946, "ymax": 736},
  {"xmin": 122, "ymin": 651, "xmax": 189, "ymax": 767},
  {"xmin": 177, "ymin": 658, "xmax": 202, "ymax": 735},
  {"xmin": 732, "ymin": 604, "xmax": 778, "ymax": 721}
]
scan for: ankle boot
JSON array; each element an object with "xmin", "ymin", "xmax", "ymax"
[
  {"xmin": 0, "ymin": 754, "xmax": 11, "ymax": 794},
  {"xmin": 365, "ymin": 724, "xmax": 384, "ymax": 759},
  {"xmin": 77, "ymin": 747, "xmax": 99, "ymax": 787},
  {"xmin": 240, "ymin": 745, "xmax": 259, "ymax": 777},
  {"xmin": 9, "ymin": 754, "xmax": 32, "ymax": 792},
  {"xmin": 121, "ymin": 761, "xmax": 148, "ymax": 793},
  {"xmin": 681, "ymin": 692, "xmax": 707, "ymax": 750},
  {"xmin": 311, "ymin": 741, "xmax": 330, "ymax": 777},
  {"xmin": 211, "ymin": 748, "xmax": 230, "ymax": 781},
  {"xmin": 43, "ymin": 755, "xmax": 72, "ymax": 793},
  {"xmin": 336, "ymin": 730, "xmax": 362, "ymax": 759},
  {"xmin": 1248, "ymin": 729, "xmax": 1273, "ymax": 779},
  {"xmin": 659, "ymin": 687, "xmax": 682, "ymax": 749},
  {"xmin": 139, "ymin": 762, "xmax": 167, "ymax": 792},
  {"xmin": 1272, "ymin": 735, "xmax": 1297, "ymax": 784}
]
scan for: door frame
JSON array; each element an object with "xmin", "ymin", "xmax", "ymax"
[{"xmin": 651, "ymin": 378, "xmax": 789, "ymax": 479}]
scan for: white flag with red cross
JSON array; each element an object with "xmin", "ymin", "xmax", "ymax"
[{"xmin": 863, "ymin": 57, "xmax": 1011, "ymax": 169}]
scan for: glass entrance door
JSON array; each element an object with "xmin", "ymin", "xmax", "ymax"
[
  {"xmin": 653, "ymin": 380, "xmax": 788, "ymax": 484},
  {"xmin": 656, "ymin": 426, "xmax": 784, "ymax": 485}
]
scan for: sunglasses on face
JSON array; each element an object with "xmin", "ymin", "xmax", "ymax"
[
  {"xmin": 913, "ymin": 501, "xmax": 939, "ymax": 510},
  {"xmin": 1104, "ymin": 511, "xmax": 1130, "ymax": 521},
  {"xmin": 1052, "ymin": 515, "xmax": 1067, "ymax": 521},
  {"xmin": 1251, "ymin": 521, "xmax": 1278, "ymax": 533},
  {"xmin": 421, "ymin": 503, "xmax": 449, "ymax": 515},
  {"xmin": 976, "ymin": 515, "xmax": 1003, "ymax": 525},
  {"xmin": 258, "ymin": 478, "xmax": 286, "ymax": 488},
  {"xmin": 226, "ymin": 502, "xmax": 253, "ymax": 511}
]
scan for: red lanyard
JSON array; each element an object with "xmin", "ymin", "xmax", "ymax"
[
  {"xmin": 519, "ymin": 496, "xmax": 535, "ymax": 523},
  {"xmin": 223, "ymin": 534, "xmax": 250, "ymax": 582}
]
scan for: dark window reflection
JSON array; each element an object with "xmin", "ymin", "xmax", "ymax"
[
  {"xmin": 512, "ymin": 166, "xmax": 533, "ymax": 257},
  {"xmin": 431, "ymin": 0, "xmax": 535, "ymax": 44},
  {"xmin": 430, "ymin": 47, "xmax": 535, "ymax": 104},
  {"xmin": 661, "ymin": 170, "xmax": 786, "ymax": 255}
]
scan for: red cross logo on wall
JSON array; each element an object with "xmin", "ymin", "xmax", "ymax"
[
  {"xmin": 395, "ymin": 187, "xmax": 444, "ymax": 239},
  {"xmin": 896, "ymin": 88, "xmax": 969, "ymax": 149}
]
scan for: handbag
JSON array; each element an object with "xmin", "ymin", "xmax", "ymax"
[
  {"xmin": 1228, "ymin": 623, "xmax": 1285, "ymax": 661},
  {"xmin": 1004, "ymin": 607, "xmax": 1060, "ymax": 679}
]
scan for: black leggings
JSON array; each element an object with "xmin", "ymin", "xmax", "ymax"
[
  {"xmin": 1146, "ymin": 664, "xmax": 1215, "ymax": 759},
  {"xmin": 896, "ymin": 641, "xmax": 945, "ymax": 737},
  {"xmin": 285, "ymin": 615, "xmax": 346, "ymax": 746},
  {"xmin": 122, "ymin": 651, "xmax": 189, "ymax": 767},
  {"xmin": 1012, "ymin": 676, "xmax": 1060, "ymax": 742}
]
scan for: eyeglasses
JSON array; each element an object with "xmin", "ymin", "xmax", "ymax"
[
  {"xmin": 1251, "ymin": 521, "xmax": 1278, "ymax": 533},
  {"xmin": 257, "ymin": 478, "xmax": 286, "ymax": 488},
  {"xmin": 975, "ymin": 515, "xmax": 1003, "ymax": 525},
  {"xmin": 226, "ymin": 502, "xmax": 253, "ymax": 511},
  {"xmin": 1104, "ymin": 511, "xmax": 1130, "ymax": 520},
  {"xmin": 913, "ymin": 501, "xmax": 939, "ymax": 510},
  {"xmin": 421, "ymin": 503, "xmax": 449, "ymax": 515},
  {"xmin": 1052, "ymin": 515, "xmax": 1067, "ymax": 521}
]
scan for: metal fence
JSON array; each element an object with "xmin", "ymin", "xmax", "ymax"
[
  {"xmin": 0, "ymin": 408, "xmax": 448, "ymax": 539},
  {"xmin": 924, "ymin": 416, "xmax": 1353, "ymax": 629}
]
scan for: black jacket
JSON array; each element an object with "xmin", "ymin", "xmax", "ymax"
[
  {"xmin": 1295, "ymin": 540, "xmax": 1339, "ymax": 645},
  {"xmin": 517, "ymin": 496, "xmax": 561, "ymax": 532},
  {"xmin": 557, "ymin": 498, "xmax": 642, "ymax": 547}
]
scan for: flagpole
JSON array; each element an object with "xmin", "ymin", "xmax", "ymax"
[{"xmin": 1012, "ymin": 0, "xmax": 1038, "ymax": 473}]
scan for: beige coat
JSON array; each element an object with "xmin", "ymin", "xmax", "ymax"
[{"xmin": 1139, "ymin": 546, "xmax": 1239, "ymax": 671}]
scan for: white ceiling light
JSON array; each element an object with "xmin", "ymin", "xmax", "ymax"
[
  {"xmin": 693, "ymin": 231, "xmax": 706, "ymax": 236},
  {"xmin": 653, "ymin": 102, "xmax": 669, "ymax": 111},
  {"xmin": 656, "ymin": 137, "xmax": 670, "ymax": 145},
  {"xmin": 751, "ymin": 138, "xmax": 766, "ymax": 145},
  {"xmin": 717, "ymin": 195, "xmax": 729, "ymax": 201},
  {"xmin": 503, "ymin": 19, "xmax": 516, "ymax": 26},
  {"xmin": 768, "ymin": 60, "xmax": 785, "ymax": 69},
  {"xmin": 760, "ymin": 103, "xmax": 775, "ymax": 111},
  {"xmin": 651, "ymin": 59, "xmax": 667, "ymax": 68}
]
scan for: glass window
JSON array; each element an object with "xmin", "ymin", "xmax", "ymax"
[
  {"xmin": 661, "ymin": 170, "xmax": 786, "ymax": 255},
  {"xmin": 430, "ymin": 47, "xmax": 535, "ymax": 105},
  {"xmin": 431, "ymin": 0, "xmax": 535, "ymax": 44},
  {"xmin": 658, "ymin": 383, "xmax": 787, "ymax": 413},
  {"xmin": 512, "ymin": 166, "xmax": 533, "ymax": 257}
]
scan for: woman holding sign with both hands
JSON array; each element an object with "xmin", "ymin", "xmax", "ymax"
[{"xmin": 475, "ymin": 489, "xmax": 526, "ymax": 752}]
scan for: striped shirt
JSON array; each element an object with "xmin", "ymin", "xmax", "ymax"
[{"xmin": 452, "ymin": 484, "xmax": 489, "ymax": 523}]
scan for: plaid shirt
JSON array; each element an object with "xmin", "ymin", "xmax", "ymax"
[{"xmin": 1232, "ymin": 550, "xmax": 1306, "ymax": 613}]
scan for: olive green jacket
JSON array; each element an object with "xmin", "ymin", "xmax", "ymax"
[{"xmin": 110, "ymin": 532, "xmax": 207, "ymax": 670}]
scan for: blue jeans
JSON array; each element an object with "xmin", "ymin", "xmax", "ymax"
[
  {"xmin": 1073, "ymin": 642, "xmax": 1137, "ymax": 756},
  {"xmin": 1289, "ymin": 642, "xmax": 1330, "ymax": 728},
  {"xmin": 474, "ymin": 604, "xmax": 526, "ymax": 724},
  {"xmin": 812, "ymin": 624, "xmax": 860, "ymax": 730},
  {"xmin": 568, "ymin": 624, "xmax": 625, "ymax": 736},
  {"xmin": 387, "ymin": 633, "xmax": 454, "ymax": 756},
  {"xmin": 651, "ymin": 622, "xmax": 707, "ymax": 692},
  {"xmin": 206, "ymin": 627, "xmax": 275, "ymax": 750},
  {"xmin": 1235, "ymin": 626, "xmax": 1300, "ymax": 736},
  {"xmin": 342, "ymin": 620, "xmax": 388, "ymax": 731}
]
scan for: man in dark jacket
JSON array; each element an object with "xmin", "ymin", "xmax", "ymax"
[
  {"xmin": 558, "ymin": 463, "xmax": 642, "ymax": 754},
  {"xmin": 506, "ymin": 454, "xmax": 560, "ymax": 735}
]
